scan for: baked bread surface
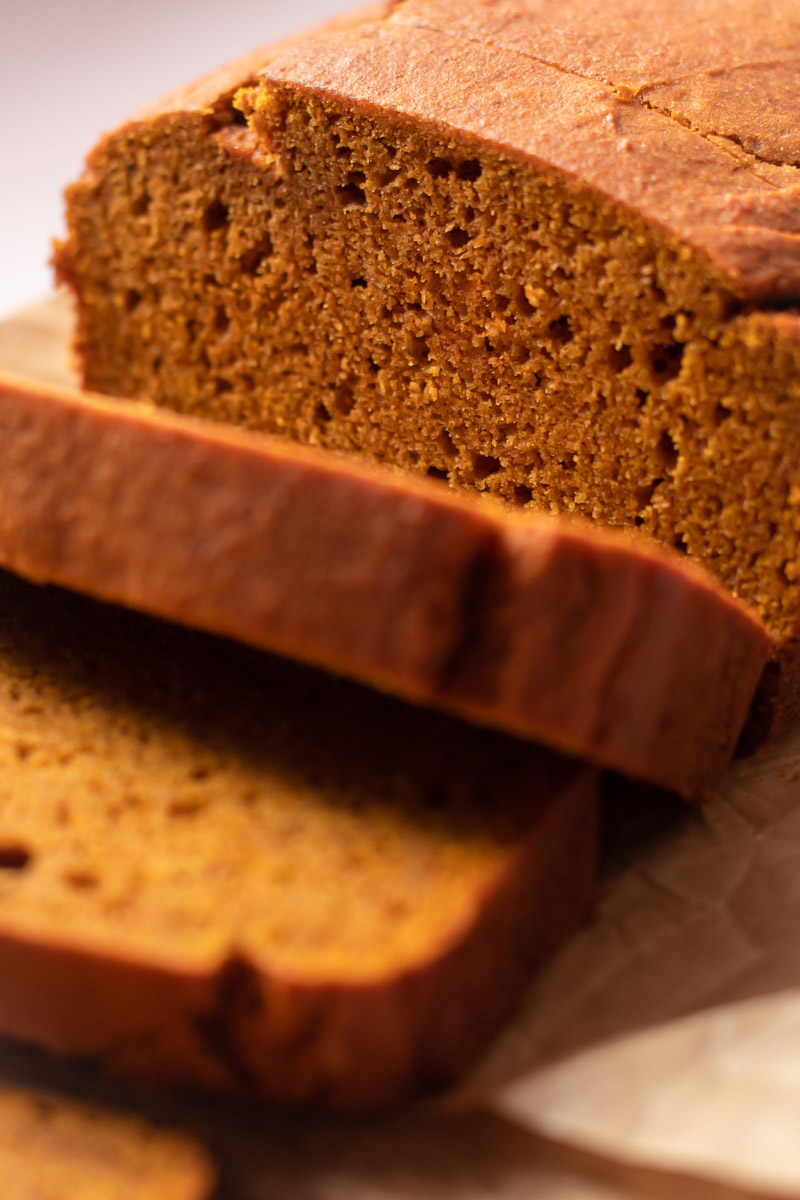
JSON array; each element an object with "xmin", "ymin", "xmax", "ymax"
[
  {"xmin": 55, "ymin": 0, "xmax": 800, "ymax": 732},
  {"xmin": 0, "ymin": 373, "xmax": 770, "ymax": 799}
]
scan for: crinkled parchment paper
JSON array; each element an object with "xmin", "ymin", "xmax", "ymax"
[{"xmin": 479, "ymin": 724, "xmax": 800, "ymax": 1196}]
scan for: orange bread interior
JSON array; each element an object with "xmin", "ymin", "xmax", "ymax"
[{"xmin": 0, "ymin": 570, "xmax": 596, "ymax": 1111}]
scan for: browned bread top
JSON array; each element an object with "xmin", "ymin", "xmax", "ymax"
[
  {"xmin": 0, "ymin": 373, "xmax": 769, "ymax": 798},
  {"xmin": 72, "ymin": 0, "xmax": 800, "ymax": 303},
  {"xmin": 253, "ymin": 0, "xmax": 800, "ymax": 300},
  {"xmin": 393, "ymin": 0, "xmax": 800, "ymax": 164}
]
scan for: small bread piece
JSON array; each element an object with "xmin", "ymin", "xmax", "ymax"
[
  {"xmin": 0, "ymin": 569, "xmax": 596, "ymax": 1111},
  {"xmin": 55, "ymin": 0, "xmax": 800, "ymax": 737},
  {"xmin": 0, "ymin": 373, "xmax": 769, "ymax": 798},
  {"xmin": 0, "ymin": 1086, "xmax": 213, "ymax": 1200}
]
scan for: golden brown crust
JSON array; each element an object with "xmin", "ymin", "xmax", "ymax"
[
  {"xmin": 70, "ymin": 0, "xmax": 800, "ymax": 302},
  {"xmin": 259, "ymin": 4, "xmax": 800, "ymax": 299},
  {"xmin": 0, "ymin": 373, "xmax": 769, "ymax": 797},
  {"xmin": 395, "ymin": 0, "xmax": 800, "ymax": 163}
]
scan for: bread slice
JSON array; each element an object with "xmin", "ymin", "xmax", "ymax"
[
  {"xmin": 0, "ymin": 567, "xmax": 596, "ymax": 1111},
  {"xmin": 0, "ymin": 1085, "xmax": 213, "ymax": 1200},
  {"xmin": 0, "ymin": 373, "xmax": 768, "ymax": 799},
  {"xmin": 54, "ymin": 0, "xmax": 800, "ymax": 737}
]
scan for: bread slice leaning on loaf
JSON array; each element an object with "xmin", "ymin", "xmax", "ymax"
[
  {"xmin": 0, "ymin": 569, "xmax": 597, "ymax": 1112},
  {"xmin": 0, "ymin": 373, "xmax": 769, "ymax": 799},
  {"xmin": 55, "ymin": 0, "xmax": 800, "ymax": 741}
]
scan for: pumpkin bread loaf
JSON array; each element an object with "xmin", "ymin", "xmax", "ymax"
[
  {"xmin": 0, "ymin": 568, "xmax": 596, "ymax": 1111},
  {"xmin": 0, "ymin": 373, "xmax": 769, "ymax": 799},
  {"xmin": 0, "ymin": 1086, "xmax": 213, "ymax": 1200},
  {"xmin": 56, "ymin": 0, "xmax": 800, "ymax": 738}
]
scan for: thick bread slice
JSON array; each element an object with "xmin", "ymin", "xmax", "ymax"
[
  {"xmin": 0, "ymin": 569, "xmax": 596, "ymax": 1112},
  {"xmin": 0, "ymin": 1086, "xmax": 213, "ymax": 1200},
  {"xmin": 0, "ymin": 373, "xmax": 768, "ymax": 798},
  {"xmin": 55, "ymin": 0, "xmax": 800, "ymax": 738}
]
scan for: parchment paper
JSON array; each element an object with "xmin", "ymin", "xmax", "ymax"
[{"xmin": 482, "ymin": 724, "xmax": 800, "ymax": 1196}]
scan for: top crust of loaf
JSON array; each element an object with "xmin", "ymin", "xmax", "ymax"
[
  {"xmin": 250, "ymin": 0, "xmax": 800, "ymax": 301},
  {"xmin": 255, "ymin": 1, "xmax": 800, "ymax": 300},
  {"xmin": 90, "ymin": 0, "xmax": 800, "ymax": 299}
]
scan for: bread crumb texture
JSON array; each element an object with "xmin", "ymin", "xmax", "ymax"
[
  {"xmin": 0, "ymin": 571, "xmax": 594, "ymax": 1110},
  {"xmin": 0, "ymin": 1087, "xmax": 212, "ymax": 1200}
]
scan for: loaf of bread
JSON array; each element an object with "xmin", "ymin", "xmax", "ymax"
[
  {"xmin": 0, "ymin": 567, "xmax": 596, "ymax": 1111},
  {"xmin": 0, "ymin": 1085, "xmax": 213, "ymax": 1200},
  {"xmin": 0, "ymin": 373, "xmax": 769, "ymax": 799},
  {"xmin": 55, "ymin": 0, "xmax": 800, "ymax": 739}
]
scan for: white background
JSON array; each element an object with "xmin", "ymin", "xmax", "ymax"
[{"xmin": 0, "ymin": 0, "xmax": 347, "ymax": 318}]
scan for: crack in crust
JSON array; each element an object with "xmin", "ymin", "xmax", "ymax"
[
  {"xmin": 391, "ymin": 12, "xmax": 800, "ymax": 180},
  {"xmin": 633, "ymin": 91, "xmax": 800, "ymax": 175}
]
